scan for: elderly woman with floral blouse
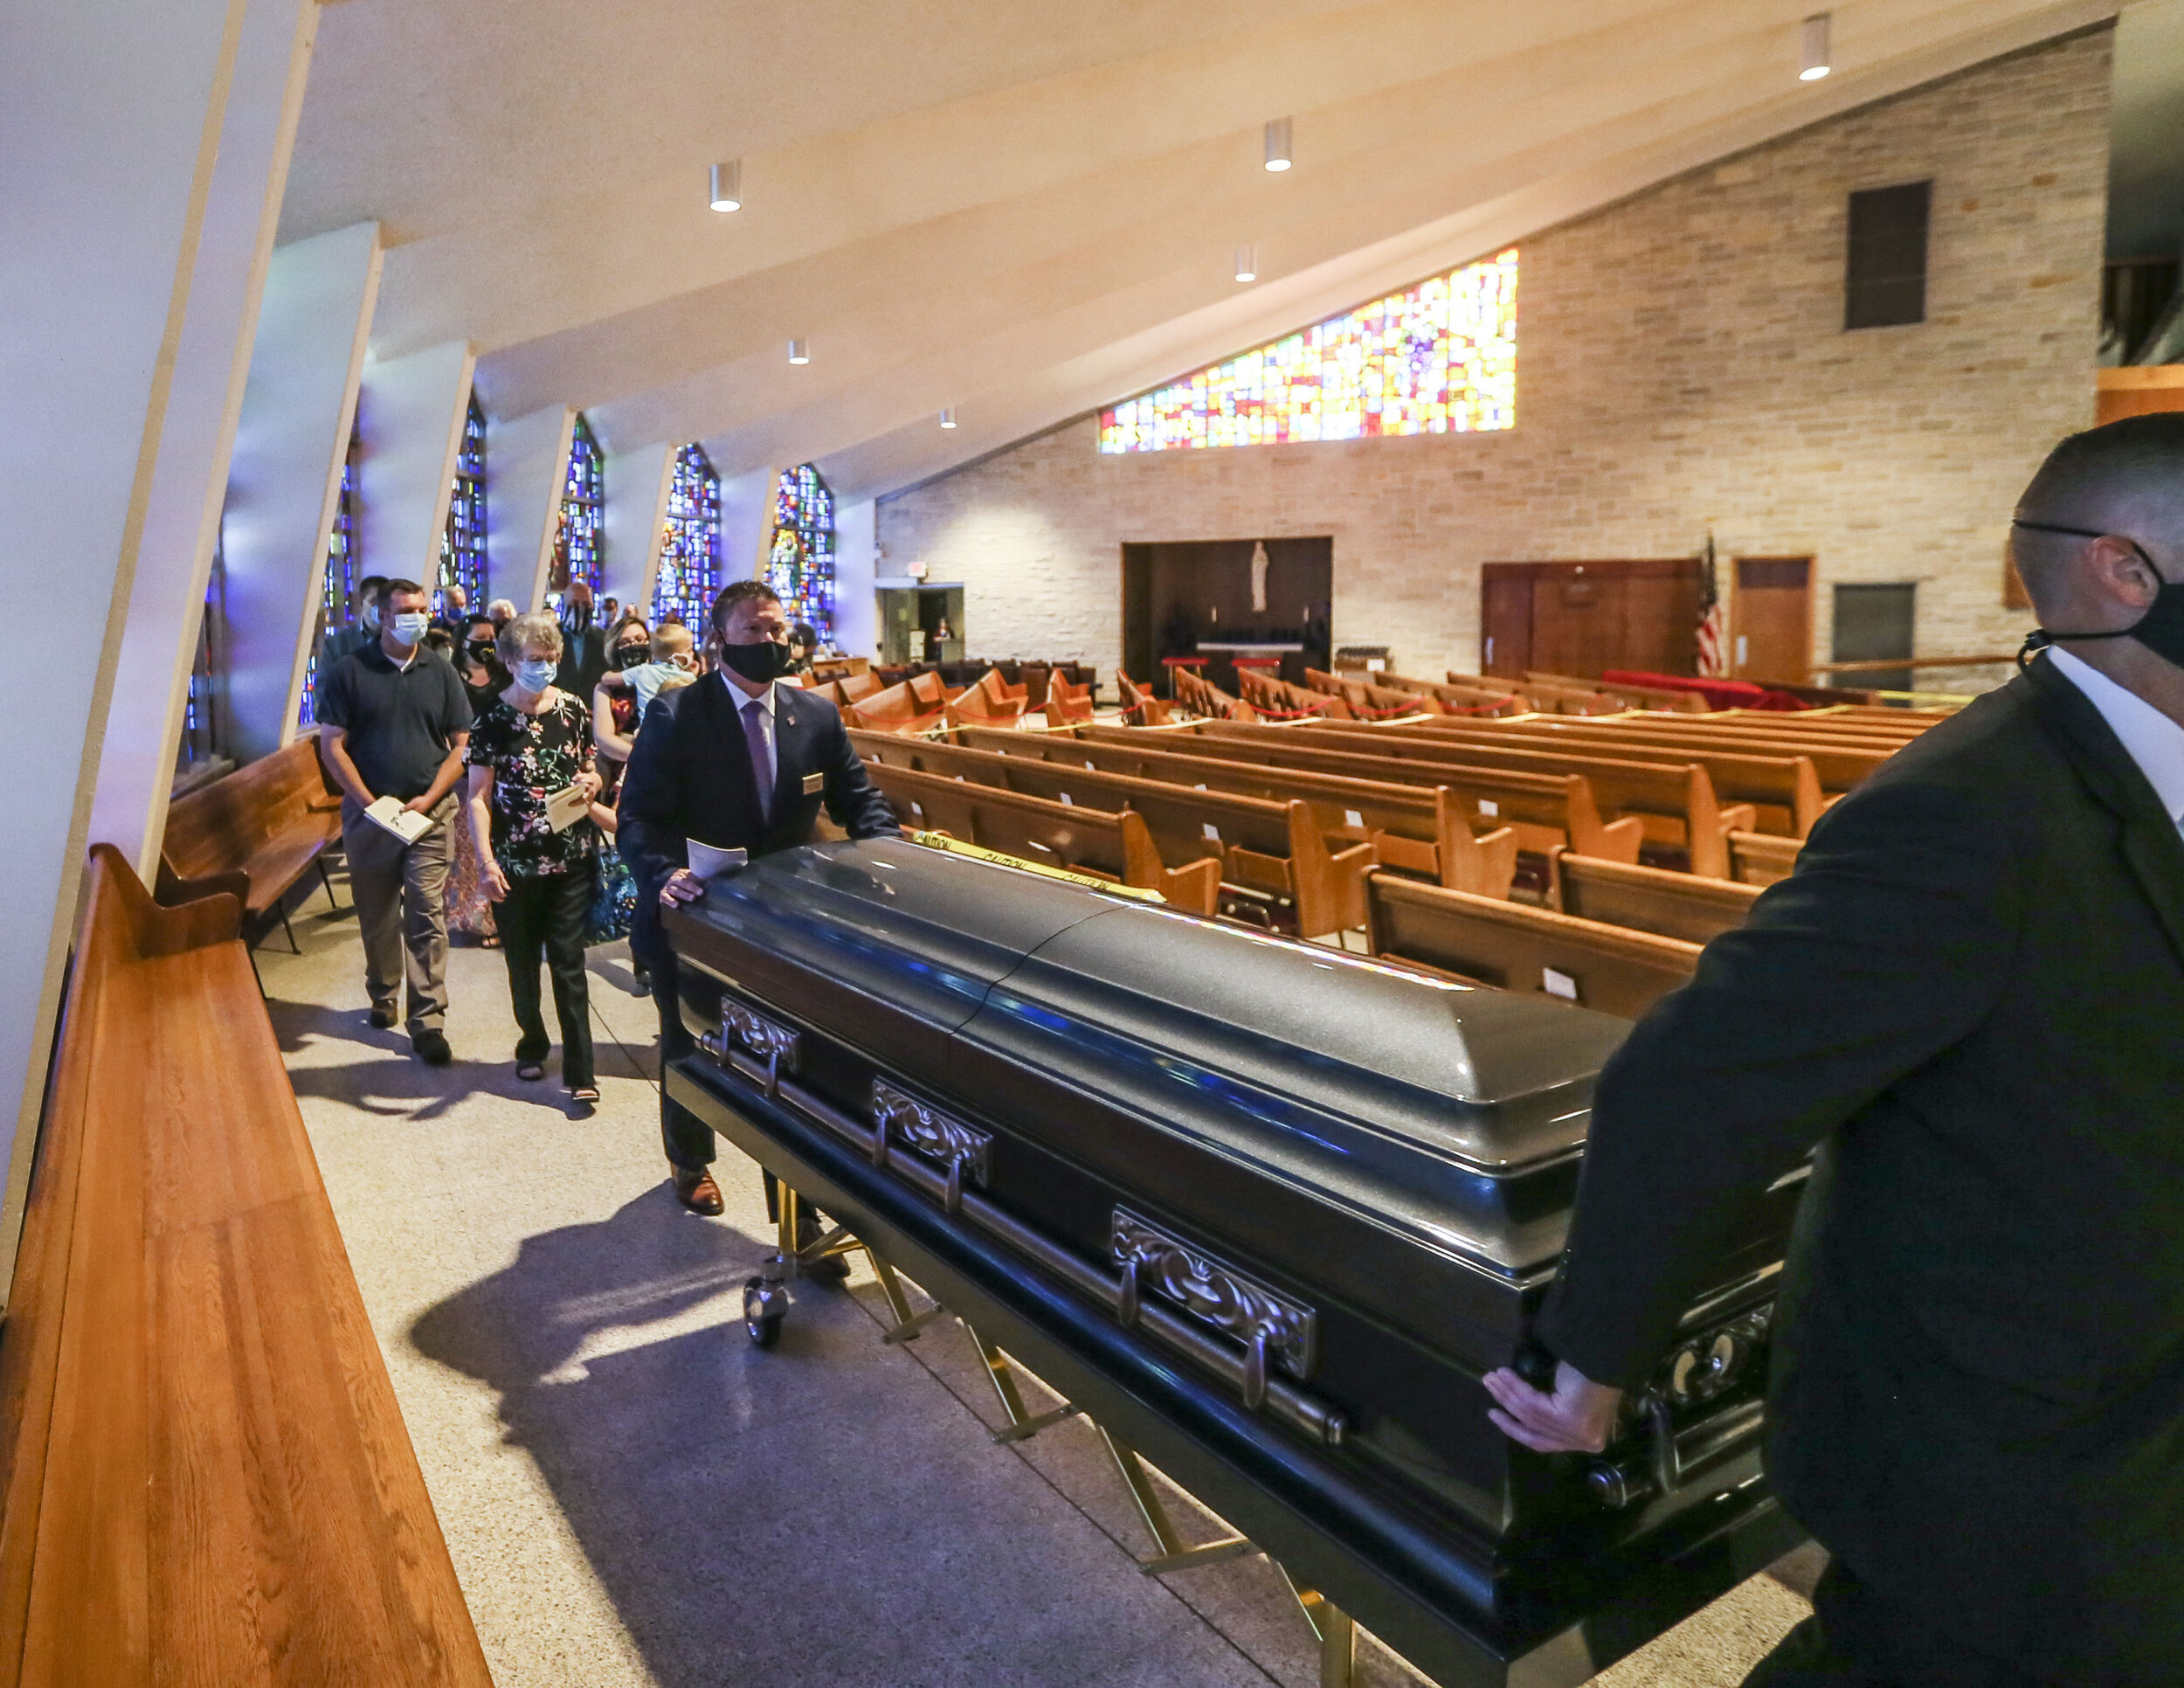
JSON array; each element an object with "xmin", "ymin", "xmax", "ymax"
[{"xmin": 465, "ymin": 611, "xmax": 605, "ymax": 1106}]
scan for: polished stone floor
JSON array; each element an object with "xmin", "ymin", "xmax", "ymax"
[{"xmin": 259, "ymin": 871, "xmax": 1814, "ymax": 1688}]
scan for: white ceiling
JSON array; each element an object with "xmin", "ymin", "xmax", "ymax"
[{"xmin": 280, "ymin": 0, "xmax": 2117, "ymax": 503}]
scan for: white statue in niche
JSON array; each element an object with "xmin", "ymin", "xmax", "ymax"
[{"xmin": 1249, "ymin": 540, "xmax": 1269, "ymax": 614}]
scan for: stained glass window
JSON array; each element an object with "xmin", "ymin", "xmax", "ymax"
[
  {"xmin": 766, "ymin": 463, "xmax": 834, "ymax": 647},
  {"xmin": 299, "ymin": 426, "xmax": 362, "ymax": 728},
  {"xmin": 437, "ymin": 395, "xmax": 487, "ymax": 613},
  {"xmin": 550, "ymin": 413, "xmax": 604, "ymax": 603},
  {"xmin": 653, "ymin": 443, "xmax": 721, "ymax": 627},
  {"xmin": 182, "ymin": 537, "xmax": 227, "ymax": 770},
  {"xmin": 1097, "ymin": 247, "xmax": 1517, "ymax": 453}
]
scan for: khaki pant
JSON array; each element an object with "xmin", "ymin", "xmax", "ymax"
[{"xmin": 342, "ymin": 792, "xmax": 457, "ymax": 1035}]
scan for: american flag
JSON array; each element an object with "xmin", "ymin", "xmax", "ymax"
[{"xmin": 1695, "ymin": 533, "xmax": 1726, "ymax": 678}]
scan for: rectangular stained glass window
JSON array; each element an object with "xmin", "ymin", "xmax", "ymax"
[
  {"xmin": 551, "ymin": 413, "xmax": 605, "ymax": 601},
  {"xmin": 300, "ymin": 427, "xmax": 362, "ymax": 728},
  {"xmin": 1098, "ymin": 248, "xmax": 1517, "ymax": 453},
  {"xmin": 438, "ymin": 395, "xmax": 487, "ymax": 612},
  {"xmin": 653, "ymin": 443, "xmax": 722, "ymax": 627},
  {"xmin": 766, "ymin": 464, "xmax": 835, "ymax": 647}
]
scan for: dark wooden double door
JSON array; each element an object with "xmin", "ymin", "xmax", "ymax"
[{"xmin": 1480, "ymin": 559, "xmax": 1703, "ymax": 680}]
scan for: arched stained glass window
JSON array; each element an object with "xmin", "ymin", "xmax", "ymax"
[
  {"xmin": 653, "ymin": 443, "xmax": 720, "ymax": 626},
  {"xmin": 438, "ymin": 395, "xmax": 487, "ymax": 613},
  {"xmin": 766, "ymin": 463, "xmax": 834, "ymax": 647},
  {"xmin": 1098, "ymin": 248, "xmax": 1517, "ymax": 452},
  {"xmin": 299, "ymin": 426, "xmax": 362, "ymax": 728},
  {"xmin": 549, "ymin": 413, "xmax": 604, "ymax": 604}
]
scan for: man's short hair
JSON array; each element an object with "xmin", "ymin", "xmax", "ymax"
[
  {"xmin": 651, "ymin": 622, "xmax": 695, "ymax": 662},
  {"xmin": 709, "ymin": 578, "xmax": 783, "ymax": 634},
  {"xmin": 2016, "ymin": 414, "xmax": 2184, "ymax": 606},
  {"xmin": 356, "ymin": 574, "xmax": 389, "ymax": 602},
  {"xmin": 382, "ymin": 577, "xmax": 427, "ymax": 603}
]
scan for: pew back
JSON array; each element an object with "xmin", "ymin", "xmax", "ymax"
[
  {"xmin": 158, "ymin": 734, "xmax": 344, "ymax": 917},
  {"xmin": 1549, "ymin": 851, "xmax": 1763, "ymax": 944}
]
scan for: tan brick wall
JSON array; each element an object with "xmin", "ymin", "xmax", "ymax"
[{"xmin": 878, "ymin": 30, "xmax": 2111, "ymax": 693}]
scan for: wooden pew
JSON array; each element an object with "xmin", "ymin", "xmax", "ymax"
[
  {"xmin": 837, "ymin": 668, "xmax": 884, "ymax": 703},
  {"xmin": 1525, "ymin": 670, "xmax": 1713, "ymax": 714},
  {"xmin": 859, "ymin": 733, "xmax": 1372, "ymax": 936},
  {"xmin": 1548, "ymin": 851, "xmax": 1763, "ymax": 944},
  {"xmin": 1729, "ymin": 830, "xmax": 1802, "ymax": 886},
  {"xmin": 943, "ymin": 668, "xmax": 1029, "ymax": 730},
  {"xmin": 1082, "ymin": 722, "xmax": 1642, "ymax": 872},
  {"xmin": 1365, "ymin": 869, "xmax": 1702, "ymax": 1019},
  {"xmin": 847, "ymin": 675, "xmax": 949, "ymax": 735},
  {"xmin": 1374, "ymin": 672, "xmax": 1527, "ymax": 716},
  {"xmin": 1044, "ymin": 670, "xmax": 1097, "ymax": 725},
  {"xmin": 864, "ymin": 758, "xmax": 1220, "ymax": 914},
  {"xmin": 1392, "ymin": 716, "xmax": 1827, "ymax": 837},
  {"xmin": 1201, "ymin": 719, "xmax": 1754, "ymax": 878},
  {"xmin": 0, "ymin": 846, "xmax": 492, "ymax": 1686},
  {"xmin": 1512, "ymin": 676, "xmax": 1628, "ymax": 716},
  {"xmin": 1303, "ymin": 668, "xmax": 1442, "ymax": 719},
  {"xmin": 951, "ymin": 723, "xmax": 1519, "ymax": 900},
  {"xmin": 1237, "ymin": 668, "xmax": 1350, "ymax": 720},
  {"xmin": 158, "ymin": 734, "xmax": 346, "ymax": 948},
  {"xmin": 1528, "ymin": 715, "xmax": 1895, "ymax": 801},
  {"xmin": 1173, "ymin": 667, "xmax": 1259, "ymax": 722},
  {"xmin": 1116, "ymin": 670, "xmax": 1172, "ymax": 726}
]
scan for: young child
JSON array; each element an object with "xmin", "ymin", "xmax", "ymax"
[{"xmin": 599, "ymin": 621, "xmax": 700, "ymax": 720}]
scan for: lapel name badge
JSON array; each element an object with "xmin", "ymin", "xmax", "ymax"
[{"xmin": 802, "ymin": 771, "xmax": 826, "ymax": 795}]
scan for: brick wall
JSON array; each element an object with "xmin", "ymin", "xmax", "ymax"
[{"xmin": 877, "ymin": 29, "xmax": 2111, "ymax": 691}]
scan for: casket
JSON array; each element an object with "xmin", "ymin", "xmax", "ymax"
[{"xmin": 664, "ymin": 838, "xmax": 1805, "ymax": 1686}]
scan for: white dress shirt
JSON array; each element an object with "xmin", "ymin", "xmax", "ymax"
[
  {"xmin": 2045, "ymin": 645, "xmax": 2184, "ymax": 836},
  {"xmin": 723, "ymin": 671, "xmax": 778, "ymax": 797}
]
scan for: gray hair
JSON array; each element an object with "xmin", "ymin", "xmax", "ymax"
[{"xmin": 497, "ymin": 611, "xmax": 564, "ymax": 666}]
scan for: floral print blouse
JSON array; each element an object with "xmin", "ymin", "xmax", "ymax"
[{"xmin": 467, "ymin": 690, "xmax": 598, "ymax": 876}]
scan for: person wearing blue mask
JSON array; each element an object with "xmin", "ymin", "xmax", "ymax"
[
  {"xmin": 466, "ymin": 612, "xmax": 605, "ymax": 1106},
  {"xmin": 315, "ymin": 578, "xmax": 474, "ymax": 1064}
]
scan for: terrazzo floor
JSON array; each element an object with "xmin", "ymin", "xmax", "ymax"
[{"xmin": 258, "ymin": 868, "xmax": 1815, "ymax": 1688}]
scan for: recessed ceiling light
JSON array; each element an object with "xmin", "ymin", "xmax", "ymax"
[
  {"xmin": 1799, "ymin": 13, "xmax": 1831, "ymax": 80},
  {"xmin": 1263, "ymin": 118, "xmax": 1293, "ymax": 173},
  {"xmin": 939, "ymin": 408, "xmax": 957, "ymax": 429},
  {"xmin": 1234, "ymin": 245, "xmax": 1257, "ymax": 283},
  {"xmin": 708, "ymin": 160, "xmax": 743, "ymax": 212},
  {"xmin": 787, "ymin": 339, "xmax": 809, "ymax": 364}
]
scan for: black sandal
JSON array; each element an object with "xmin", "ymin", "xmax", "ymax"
[{"xmin": 568, "ymin": 1084, "xmax": 600, "ymax": 1104}]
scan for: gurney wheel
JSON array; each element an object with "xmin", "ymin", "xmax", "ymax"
[{"xmin": 743, "ymin": 1278, "xmax": 784, "ymax": 1349}]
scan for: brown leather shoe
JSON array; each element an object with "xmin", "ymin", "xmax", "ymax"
[{"xmin": 673, "ymin": 1167, "xmax": 725, "ymax": 1215}]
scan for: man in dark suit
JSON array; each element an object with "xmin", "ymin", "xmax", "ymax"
[
  {"xmin": 618, "ymin": 578, "xmax": 898, "ymax": 1214},
  {"xmin": 1483, "ymin": 413, "xmax": 2184, "ymax": 1687}
]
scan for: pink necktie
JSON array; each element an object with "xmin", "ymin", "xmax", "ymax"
[{"xmin": 742, "ymin": 697, "xmax": 772, "ymax": 820}]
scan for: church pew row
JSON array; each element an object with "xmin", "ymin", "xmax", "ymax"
[
  {"xmin": 1519, "ymin": 716, "xmax": 1900, "ymax": 797},
  {"xmin": 1373, "ymin": 672, "xmax": 1530, "ymax": 715},
  {"xmin": 1372, "ymin": 716, "xmax": 1828, "ymax": 836},
  {"xmin": 1729, "ymin": 829, "xmax": 1802, "ymax": 886},
  {"xmin": 1548, "ymin": 850, "xmax": 1764, "ymax": 943},
  {"xmin": 1074, "ymin": 722, "xmax": 1642, "ymax": 874},
  {"xmin": 1187, "ymin": 719, "xmax": 1755, "ymax": 878},
  {"xmin": 1044, "ymin": 669, "xmax": 1097, "ymax": 724},
  {"xmin": 860, "ymin": 731, "xmax": 1375, "ymax": 937},
  {"xmin": 860, "ymin": 729, "xmax": 1372, "ymax": 934},
  {"xmin": 1115, "ymin": 670, "xmax": 1173, "ymax": 725},
  {"xmin": 865, "ymin": 760, "xmax": 1222, "ymax": 914},
  {"xmin": 943, "ymin": 668, "xmax": 1029, "ymax": 730},
  {"xmin": 846, "ymin": 675, "xmax": 950, "ymax": 734},
  {"xmin": 0, "ymin": 847, "xmax": 492, "ymax": 1686},
  {"xmin": 1172, "ymin": 667, "xmax": 1258, "ymax": 721},
  {"xmin": 1302, "ymin": 668, "xmax": 1455, "ymax": 720},
  {"xmin": 1365, "ymin": 869, "xmax": 1703, "ymax": 1020},
  {"xmin": 157, "ymin": 734, "xmax": 346, "ymax": 945},
  {"xmin": 1524, "ymin": 670, "xmax": 1714, "ymax": 713},
  {"xmin": 949, "ymin": 723, "xmax": 1520, "ymax": 899}
]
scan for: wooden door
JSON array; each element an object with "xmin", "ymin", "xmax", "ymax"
[
  {"xmin": 1480, "ymin": 569, "xmax": 1532, "ymax": 677},
  {"xmin": 1733, "ymin": 557, "xmax": 1812, "ymax": 682}
]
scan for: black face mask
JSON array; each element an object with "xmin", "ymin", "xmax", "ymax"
[
  {"xmin": 2013, "ymin": 519, "xmax": 2184, "ymax": 671},
  {"xmin": 467, "ymin": 640, "xmax": 497, "ymax": 667},
  {"xmin": 614, "ymin": 641, "xmax": 652, "ymax": 670},
  {"xmin": 719, "ymin": 638, "xmax": 791, "ymax": 684}
]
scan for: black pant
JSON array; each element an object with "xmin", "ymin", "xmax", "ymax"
[
  {"xmin": 1745, "ymin": 1560, "xmax": 2055, "ymax": 1688},
  {"xmin": 497, "ymin": 868, "xmax": 594, "ymax": 1089}
]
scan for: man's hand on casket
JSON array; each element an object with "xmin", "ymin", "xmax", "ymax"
[{"xmin": 1483, "ymin": 1360, "xmax": 1623, "ymax": 1454}]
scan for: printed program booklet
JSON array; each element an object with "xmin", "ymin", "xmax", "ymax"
[{"xmin": 362, "ymin": 795, "xmax": 436, "ymax": 845}]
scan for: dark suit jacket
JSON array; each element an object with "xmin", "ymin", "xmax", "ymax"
[
  {"xmin": 1537, "ymin": 655, "xmax": 2184, "ymax": 1685},
  {"xmin": 616, "ymin": 675, "xmax": 898, "ymax": 972},
  {"xmin": 555, "ymin": 626, "xmax": 610, "ymax": 701}
]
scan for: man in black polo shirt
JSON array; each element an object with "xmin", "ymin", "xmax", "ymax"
[{"xmin": 316, "ymin": 578, "xmax": 474, "ymax": 1063}]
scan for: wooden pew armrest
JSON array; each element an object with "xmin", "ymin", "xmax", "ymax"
[
  {"xmin": 155, "ymin": 856, "xmax": 253, "ymax": 917},
  {"xmin": 1158, "ymin": 855, "xmax": 1222, "ymax": 917},
  {"xmin": 1717, "ymin": 803, "xmax": 1759, "ymax": 833},
  {"xmin": 1474, "ymin": 827, "xmax": 1519, "ymax": 901},
  {"xmin": 1597, "ymin": 815, "xmax": 1647, "ymax": 865}
]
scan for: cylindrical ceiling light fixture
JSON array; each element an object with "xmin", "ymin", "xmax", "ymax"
[
  {"xmin": 1799, "ymin": 13, "xmax": 1832, "ymax": 80},
  {"xmin": 708, "ymin": 160, "xmax": 743, "ymax": 211},
  {"xmin": 1234, "ymin": 245, "xmax": 1258, "ymax": 283},
  {"xmin": 939, "ymin": 407, "xmax": 958, "ymax": 429},
  {"xmin": 787, "ymin": 338, "xmax": 809, "ymax": 364},
  {"xmin": 1263, "ymin": 117, "xmax": 1294, "ymax": 172}
]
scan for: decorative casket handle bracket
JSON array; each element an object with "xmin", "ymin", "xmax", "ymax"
[{"xmin": 1110, "ymin": 1207, "xmax": 1318, "ymax": 1413}]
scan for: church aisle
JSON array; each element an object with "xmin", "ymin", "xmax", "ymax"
[{"xmin": 259, "ymin": 879, "xmax": 1810, "ymax": 1688}]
